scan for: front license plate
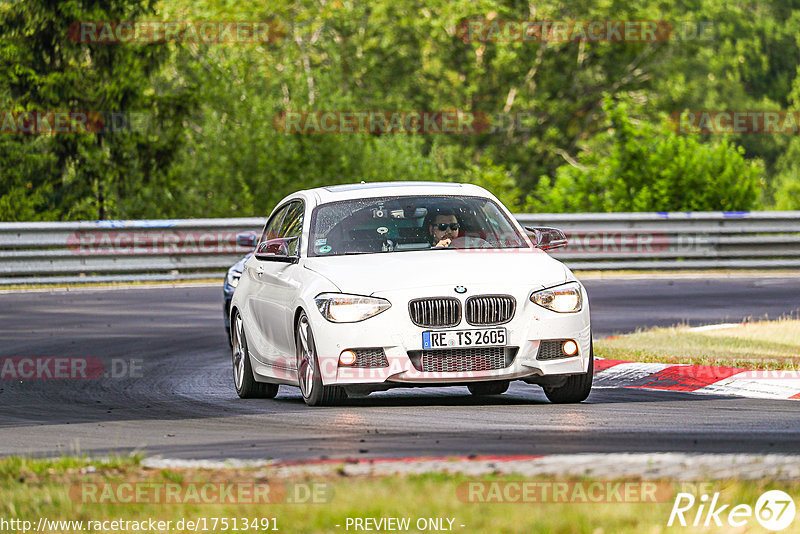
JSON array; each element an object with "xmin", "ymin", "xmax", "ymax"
[{"xmin": 422, "ymin": 328, "xmax": 507, "ymax": 349}]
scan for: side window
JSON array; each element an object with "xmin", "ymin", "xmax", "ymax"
[
  {"xmin": 260, "ymin": 204, "xmax": 289, "ymax": 246},
  {"xmin": 278, "ymin": 201, "xmax": 304, "ymax": 255}
]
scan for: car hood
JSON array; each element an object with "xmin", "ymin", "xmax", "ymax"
[{"xmin": 303, "ymin": 249, "xmax": 572, "ymax": 294}]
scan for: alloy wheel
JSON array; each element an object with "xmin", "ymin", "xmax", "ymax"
[{"xmin": 296, "ymin": 316, "xmax": 315, "ymax": 399}]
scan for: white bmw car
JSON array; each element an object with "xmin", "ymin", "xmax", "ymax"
[{"xmin": 229, "ymin": 182, "xmax": 592, "ymax": 406}]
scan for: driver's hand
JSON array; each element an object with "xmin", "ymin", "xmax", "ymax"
[{"xmin": 434, "ymin": 238, "xmax": 452, "ymax": 248}]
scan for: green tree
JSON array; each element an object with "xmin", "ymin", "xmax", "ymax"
[
  {"xmin": 527, "ymin": 98, "xmax": 761, "ymax": 212},
  {"xmin": 0, "ymin": 0, "xmax": 195, "ymax": 221},
  {"xmin": 5, "ymin": 0, "xmax": 800, "ymax": 220}
]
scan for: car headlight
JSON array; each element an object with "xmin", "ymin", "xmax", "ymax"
[
  {"xmin": 315, "ymin": 293, "xmax": 391, "ymax": 323},
  {"xmin": 226, "ymin": 271, "xmax": 241, "ymax": 289},
  {"xmin": 530, "ymin": 282, "xmax": 583, "ymax": 313}
]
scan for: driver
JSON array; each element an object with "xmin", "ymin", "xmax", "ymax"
[{"xmin": 426, "ymin": 209, "xmax": 461, "ymax": 248}]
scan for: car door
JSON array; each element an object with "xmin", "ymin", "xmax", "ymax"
[
  {"xmin": 248, "ymin": 200, "xmax": 305, "ymax": 368},
  {"xmin": 243, "ymin": 203, "xmax": 287, "ymax": 362}
]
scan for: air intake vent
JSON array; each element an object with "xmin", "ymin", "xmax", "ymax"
[
  {"xmin": 408, "ymin": 298, "xmax": 461, "ymax": 328},
  {"xmin": 408, "ymin": 347, "xmax": 517, "ymax": 373},
  {"xmin": 352, "ymin": 348, "xmax": 389, "ymax": 368},
  {"xmin": 465, "ymin": 295, "xmax": 516, "ymax": 325},
  {"xmin": 537, "ymin": 340, "xmax": 569, "ymax": 360}
]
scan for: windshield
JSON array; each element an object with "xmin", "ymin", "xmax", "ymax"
[{"xmin": 308, "ymin": 195, "xmax": 528, "ymax": 257}]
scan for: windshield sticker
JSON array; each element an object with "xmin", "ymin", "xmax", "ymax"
[
  {"xmin": 318, "ymin": 245, "xmax": 332, "ymax": 254},
  {"xmin": 315, "ymin": 238, "xmax": 327, "ymax": 246}
]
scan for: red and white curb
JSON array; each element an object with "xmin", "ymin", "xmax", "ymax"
[{"xmin": 594, "ymin": 359, "xmax": 800, "ymax": 400}]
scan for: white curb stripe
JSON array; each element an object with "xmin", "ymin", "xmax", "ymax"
[{"xmin": 592, "ymin": 362, "xmax": 673, "ymax": 388}]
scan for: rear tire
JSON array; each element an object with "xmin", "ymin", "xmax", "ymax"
[
  {"xmin": 467, "ymin": 380, "xmax": 510, "ymax": 396},
  {"xmin": 296, "ymin": 312, "xmax": 346, "ymax": 406},
  {"xmin": 232, "ymin": 310, "xmax": 279, "ymax": 399},
  {"xmin": 543, "ymin": 342, "xmax": 593, "ymax": 404}
]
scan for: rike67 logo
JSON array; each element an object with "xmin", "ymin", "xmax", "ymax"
[{"xmin": 668, "ymin": 490, "xmax": 796, "ymax": 531}]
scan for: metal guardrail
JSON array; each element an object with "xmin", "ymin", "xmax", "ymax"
[
  {"xmin": 1, "ymin": 211, "xmax": 799, "ymax": 284},
  {"xmin": 517, "ymin": 211, "xmax": 800, "ymax": 270},
  {"xmin": 0, "ymin": 218, "xmax": 264, "ymax": 285}
]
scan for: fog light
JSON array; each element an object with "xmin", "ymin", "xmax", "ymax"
[
  {"xmin": 339, "ymin": 350, "xmax": 357, "ymax": 366},
  {"xmin": 562, "ymin": 340, "xmax": 578, "ymax": 356}
]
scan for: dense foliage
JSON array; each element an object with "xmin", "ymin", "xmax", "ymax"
[
  {"xmin": 530, "ymin": 98, "xmax": 761, "ymax": 212},
  {"xmin": 0, "ymin": 0, "xmax": 196, "ymax": 221},
  {"xmin": 1, "ymin": 0, "xmax": 799, "ymax": 220}
]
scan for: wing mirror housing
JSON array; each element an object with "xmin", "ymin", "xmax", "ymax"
[
  {"xmin": 255, "ymin": 237, "xmax": 300, "ymax": 263},
  {"xmin": 524, "ymin": 226, "xmax": 568, "ymax": 250}
]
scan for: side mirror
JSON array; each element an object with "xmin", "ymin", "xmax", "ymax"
[
  {"xmin": 236, "ymin": 231, "xmax": 258, "ymax": 248},
  {"xmin": 524, "ymin": 226, "xmax": 568, "ymax": 250},
  {"xmin": 254, "ymin": 237, "xmax": 299, "ymax": 263}
]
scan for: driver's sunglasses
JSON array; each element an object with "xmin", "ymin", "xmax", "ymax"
[{"xmin": 436, "ymin": 223, "xmax": 459, "ymax": 231}]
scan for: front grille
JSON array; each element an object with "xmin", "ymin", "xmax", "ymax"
[
  {"xmin": 408, "ymin": 347, "xmax": 517, "ymax": 373},
  {"xmin": 465, "ymin": 295, "xmax": 516, "ymax": 325},
  {"xmin": 537, "ymin": 340, "xmax": 568, "ymax": 360},
  {"xmin": 352, "ymin": 348, "xmax": 389, "ymax": 368},
  {"xmin": 408, "ymin": 298, "xmax": 461, "ymax": 328}
]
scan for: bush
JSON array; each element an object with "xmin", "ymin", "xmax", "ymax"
[{"xmin": 526, "ymin": 98, "xmax": 762, "ymax": 213}]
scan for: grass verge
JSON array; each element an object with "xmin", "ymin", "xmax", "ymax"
[
  {"xmin": 596, "ymin": 318, "xmax": 800, "ymax": 369},
  {"xmin": 2, "ymin": 456, "xmax": 799, "ymax": 533}
]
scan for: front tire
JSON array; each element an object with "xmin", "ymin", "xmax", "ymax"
[
  {"xmin": 231, "ymin": 310, "xmax": 279, "ymax": 399},
  {"xmin": 467, "ymin": 380, "xmax": 510, "ymax": 396},
  {"xmin": 543, "ymin": 342, "xmax": 593, "ymax": 404},
  {"xmin": 296, "ymin": 312, "xmax": 346, "ymax": 406}
]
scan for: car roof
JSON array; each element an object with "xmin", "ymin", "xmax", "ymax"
[{"xmin": 286, "ymin": 181, "xmax": 493, "ymax": 206}]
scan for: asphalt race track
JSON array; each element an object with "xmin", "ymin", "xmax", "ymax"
[{"xmin": 1, "ymin": 275, "xmax": 799, "ymax": 460}]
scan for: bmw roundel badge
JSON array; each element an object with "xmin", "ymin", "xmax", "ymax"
[{"xmin": 454, "ymin": 286, "xmax": 467, "ymax": 294}]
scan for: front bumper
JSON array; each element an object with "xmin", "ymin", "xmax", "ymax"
[{"xmin": 309, "ymin": 285, "xmax": 591, "ymax": 386}]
